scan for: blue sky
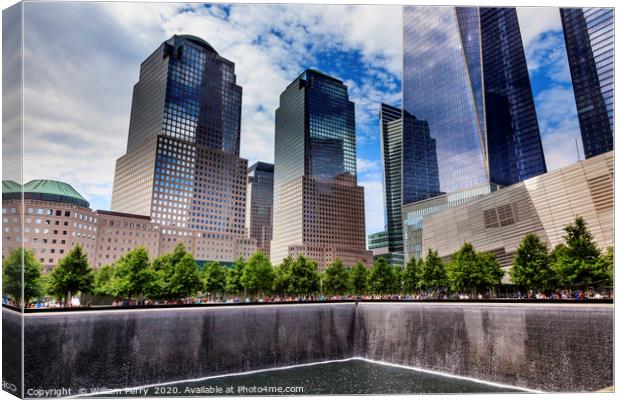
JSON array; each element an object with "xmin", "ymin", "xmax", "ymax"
[{"xmin": 16, "ymin": 3, "xmax": 582, "ymax": 238}]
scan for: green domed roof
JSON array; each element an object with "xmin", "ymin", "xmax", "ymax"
[
  {"xmin": 2, "ymin": 180, "xmax": 21, "ymax": 194},
  {"xmin": 2, "ymin": 179, "xmax": 89, "ymax": 208}
]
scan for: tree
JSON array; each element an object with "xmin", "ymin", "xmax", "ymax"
[
  {"xmin": 203, "ymin": 261, "xmax": 226, "ymax": 298},
  {"xmin": 402, "ymin": 257, "xmax": 421, "ymax": 293},
  {"xmin": 2, "ymin": 248, "xmax": 44, "ymax": 306},
  {"xmin": 367, "ymin": 257, "xmax": 396, "ymax": 295},
  {"xmin": 225, "ymin": 257, "xmax": 246, "ymax": 295},
  {"xmin": 417, "ymin": 249, "xmax": 448, "ymax": 295},
  {"xmin": 48, "ymin": 245, "xmax": 95, "ymax": 306},
  {"xmin": 112, "ymin": 247, "xmax": 153, "ymax": 302},
  {"xmin": 241, "ymin": 251, "xmax": 274, "ymax": 298},
  {"xmin": 552, "ymin": 217, "xmax": 608, "ymax": 288},
  {"xmin": 446, "ymin": 243, "xmax": 503, "ymax": 296},
  {"xmin": 167, "ymin": 253, "xmax": 201, "ymax": 299},
  {"xmin": 93, "ymin": 264, "xmax": 119, "ymax": 297},
  {"xmin": 322, "ymin": 259, "xmax": 351, "ymax": 295},
  {"xmin": 288, "ymin": 255, "xmax": 320, "ymax": 296},
  {"xmin": 272, "ymin": 256, "xmax": 294, "ymax": 296},
  {"xmin": 149, "ymin": 243, "xmax": 191, "ymax": 300},
  {"xmin": 510, "ymin": 233, "xmax": 556, "ymax": 293},
  {"xmin": 350, "ymin": 262, "xmax": 368, "ymax": 295},
  {"xmin": 478, "ymin": 252, "xmax": 504, "ymax": 292},
  {"xmin": 599, "ymin": 247, "xmax": 614, "ymax": 286},
  {"xmin": 392, "ymin": 266, "xmax": 403, "ymax": 294}
]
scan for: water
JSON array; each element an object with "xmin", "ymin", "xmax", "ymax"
[{"xmin": 99, "ymin": 359, "xmax": 525, "ymax": 396}]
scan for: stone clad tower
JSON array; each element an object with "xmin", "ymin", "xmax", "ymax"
[
  {"xmin": 271, "ymin": 69, "xmax": 372, "ymax": 269},
  {"xmin": 111, "ymin": 35, "xmax": 255, "ymax": 262}
]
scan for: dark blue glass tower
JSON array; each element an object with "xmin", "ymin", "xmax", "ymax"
[
  {"xmin": 403, "ymin": 6, "xmax": 546, "ymax": 195},
  {"xmin": 126, "ymin": 34, "xmax": 242, "ymax": 155},
  {"xmin": 402, "ymin": 7, "xmax": 547, "ymax": 260},
  {"xmin": 379, "ymin": 103, "xmax": 440, "ymax": 261},
  {"xmin": 561, "ymin": 8, "xmax": 614, "ymax": 158},
  {"xmin": 112, "ymin": 35, "xmax": 252, "ymax": 260}
]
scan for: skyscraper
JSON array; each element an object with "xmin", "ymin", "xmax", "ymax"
[
  {"xmin": 111, "ymin": 34, "xmax": 256, "ymax": 262},
  {"xmin": 246, "ymin": 162, "xmax": 274, "ymax": 257},
  {"xmin": 378, "ymin": 104, "xmax": 403, "ymax": 260},
  {"xmin": 561, "ymin": 8, "xmax": 614, "ymax": 158},
  {"xmin": 377, "ymin": 103, "xmax": 440, "ymax": 265},
  {"xmin": 401, "ymin": 7, "xmax": 547, "ymax": 260},
  {"xmin": 271, "ymin": 69, "xmax": 372, "ymax": 269}
]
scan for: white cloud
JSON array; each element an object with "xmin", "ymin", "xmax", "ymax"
[
  {"xmin": 357, "ymin": 157, "xmax": 381, "ymax": 174},
  {"xmin": 534, "ymin": 86, "xmax": 583, "ymax": 171},
  {"xmin": 516, "ymin": 7, "xmax": 562, "ymax": 50},
  {"xmin": 20, "ymin": 2, "xmax": 401, "ymax": 217},
  {"xmin": 359, "ymin": 179, "xmax": 385, "ymax": 235}
]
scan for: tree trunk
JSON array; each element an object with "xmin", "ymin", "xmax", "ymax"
[{"xmin": 65, "ymin": 290, "xmax": 72, "ymax": 307}]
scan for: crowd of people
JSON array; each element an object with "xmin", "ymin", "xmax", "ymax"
[{"xmin": 3, "ymin": 288, "xmax": 611, "ymax": 309}]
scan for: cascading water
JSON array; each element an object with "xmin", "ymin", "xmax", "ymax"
[{"xmin": 2, "ymin": 301, "xmax": 613, "ymax": 396}]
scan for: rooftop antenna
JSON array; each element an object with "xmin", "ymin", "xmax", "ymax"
[{"xmin": 575, "ymin": 137, "xmax": 582, "ymax": 161}]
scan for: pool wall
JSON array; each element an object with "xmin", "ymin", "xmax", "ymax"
[
  {"xmin": 3, "ymin": 302, "xmax": 613, "ymax": 395},
  {"xmin": 355, "ymin": 303, "xmax": 613, "ymax": 392}
]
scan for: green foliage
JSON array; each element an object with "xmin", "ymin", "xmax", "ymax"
[
  {"xmin": 350, "ymin": 262, "xmax": 368, "ymax": 295},
  {"xmin": 168, "ymin": 253, "xmax": 202, "ymax": 299},
  {"xmin": 551, "ymin": 217, "xmax": 608, "ymax": 287},
  {"xmin": 203, "ymin": 261, "xmax": 226, "ymax": 297},
  {"xmin": 2, "ymin": 248, "xmax": 44, "ymax": 306},
  {"xmin": 48, "ymin": 245, "xmax": 95, "ymax": 306},
  {"xmin": 288, "ymin": 255, "xmax": 320, "ymax": 296},
  {"xmin": 225, "ymin": 257, "xmax": 246, "ymax": 295},
  {"xmin": 112, "ymin": 247, "xmax": 153, "ymax": 300},
  {"xmin": 510, "ymin": 233, "xmax": 556, "ymax": 292},
  {"xmin": 417, "ymin": 249, "xmax": 447, "ymax": 293},
  {"xmin": 600, "ymin": 247, "xmax": 614, "ymax": 286},
  {"xmin": 322, "ymin": 259, "xmax": 351, "ymax": 295},
  {"xmin": 149, "ymin": 243, "xmax": 192, "ymax": 300},
  {"xmin": 392, "ymin": 266, "xmax": 403, "ymax": 294},
  {"xmin": 93, "ymin": 264, "xmax": 120, "ymax": 297},
  {"xmin": 402, "ymin": 257, "xmax": 421, "ymax": 293},
  {"xmin": 367, "ymin": 257, "xmax": 397, "ymax": 295},
  {"xmin": 446, "ymin": 243, "xmax": 503, "ymax": 295},
  {"xmin": 241, "ymin": 251, "xmax": 274, "ymax": 297},
  {"xmin": 272, "ymin": 256, "xmax": 294, "ymax": 295}
]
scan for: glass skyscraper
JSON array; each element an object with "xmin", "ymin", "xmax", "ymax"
[
  {"xmin": 379, "ymin": 104, "xmax": 403, "ymax": 257},
  {"xmin": 377, "ymin": 103, "xmax": 440, "ymax": 265},
  {"xmin": 271, "ymin": 69, "xmax": 371, "ymax": 268},
  {"xmin": 561, "ymin": 8, "xmax": 614, "ymax": 158},
  {"xmin": 246, "ymin": 162, "xmax": 274, "ymax": 258},
  {"xmin": 112, "ymin": 35, "xmax": 255, "ymax": 262},
  {"xmin": 402, "ymin": 7, "xmax": 547, "ymax": 260}
]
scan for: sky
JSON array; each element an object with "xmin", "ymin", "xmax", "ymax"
[{"xmin": 14, "ymin": 2, "xmax": 583, "ymax": 237}]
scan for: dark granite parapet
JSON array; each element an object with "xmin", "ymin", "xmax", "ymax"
[
  {"xmin": 2, "ymin": 308, "xmax": 23, "ymax": 397},
  {"xmin": 4, "ymin": 302, "xmax": 613, "ymax": 395},
  {"xmin": 355, "ymin": 303, "xmax": 613, "ymax": 392},
  {"xmin": 22, "ymin": 304, "xmax": 356, "ymax": 394}
]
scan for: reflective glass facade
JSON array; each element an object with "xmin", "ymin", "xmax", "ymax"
[
  {"xmin": 403, "ymin": 6, "xmax": 546, "ymax": 195},
  {"xmin": 305, "ymin": 70, "xmax": 357, "ymax": 180},
  {"xmin": 481, "ymin": 8, "xmax": 547, "ymax": 186},
  {"xmin": 379, "ymin": 104, "xmax": 403, "ymax": 253},
  {"xmin": 271, "ymin": 70, "xmax": 369, "ymax": 267},
  {"xmin": 561, "ymin": 8, "xmax": 614, "ymax": 158},
  {"xmin": 402, "ymin": 7, "xmax": 546, "ymax": 260},
  {"xmin": 127, "ymin": 35, "xmax": 242, "ymax": 155},
  {"xmin": 112, "ymin": 35, "xmax": 254, "ymax": 262},
  {"xmin": 380, "ymin": 103, "xmax": 440, "ymax": 258},
  {"xmin": 402, "ymin": 112, "xmax": 441, "ymax": 204},
  {"xmin": 247, "ymin": 162, "xmax": 274, "ymax": 257}
]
